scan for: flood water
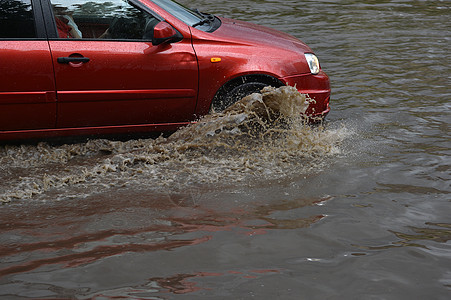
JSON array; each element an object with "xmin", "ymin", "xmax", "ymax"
[{"xmin": 1, "ymin": 0, "xmax": 450, "ymax": 299}]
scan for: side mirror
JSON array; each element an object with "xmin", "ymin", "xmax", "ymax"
[{"xmin": 152, "ymin": 22, "xmax": 182, "ymax": 46}]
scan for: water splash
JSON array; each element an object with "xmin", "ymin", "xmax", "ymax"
[{"xmin": 0, "ymin": 86, "xmax": 350, "ymax": 203}]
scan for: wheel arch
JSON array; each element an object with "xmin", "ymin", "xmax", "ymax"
[{"xmin": 210, "ymin": 73, "xmax": 284, "ymax": 111}]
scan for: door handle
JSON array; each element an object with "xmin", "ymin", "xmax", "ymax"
[{"xmin": 57, "ymin": 57, "xmax": 90, "ymax": 64}]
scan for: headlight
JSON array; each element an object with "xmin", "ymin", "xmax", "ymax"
[{"xmin": 305, "ymin": 53, "xmax": 320, "ymax": 74}]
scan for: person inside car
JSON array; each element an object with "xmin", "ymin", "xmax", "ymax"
[{"xmin": 53, "ymin": 6, "xmax": 82, "ymax": 38}]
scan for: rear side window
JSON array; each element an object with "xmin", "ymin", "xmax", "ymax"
[{"xmin": 0, "ymin": 0, "xmax": 36, "ymax": 38}]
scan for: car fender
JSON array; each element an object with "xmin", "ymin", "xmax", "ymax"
[{"xmin": 191, "ymin": 39, "xmax": 310, "ymax": 115}]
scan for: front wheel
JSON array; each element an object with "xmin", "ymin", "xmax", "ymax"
[{"xmin": 211, "ymin": 82, "xmax": 268, "ymax": 112}]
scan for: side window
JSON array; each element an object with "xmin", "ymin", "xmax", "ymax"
[
  {"xmin": 50, "ymin": 0, "xmax": 160, "ymax": 40},
  {"xmin": 0, "ymin": 0, "xmax": 36, "ymax": 38}
]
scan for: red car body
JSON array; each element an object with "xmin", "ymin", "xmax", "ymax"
[{"xmin": 0, "ymin": 0, "xmax": 330, "ymax": 141}]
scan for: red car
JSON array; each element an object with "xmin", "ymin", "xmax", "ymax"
[{"xmin": 0, "ymin": 0, "xmax": 330, "ymax": 141}]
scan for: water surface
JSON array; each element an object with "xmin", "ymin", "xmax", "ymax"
[{"xmin": 0, "ymin": 0, "xmax": 450, "ymax": 299}]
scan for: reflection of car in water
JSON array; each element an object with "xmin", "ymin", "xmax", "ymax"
[{"xmin": 0, "ymin": 0, "xmax": 330, "ymax": 141}]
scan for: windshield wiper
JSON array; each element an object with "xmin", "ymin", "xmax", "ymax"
[{"xmin": 192, "ymin": 9, "xmax": 215, "ymax": 28}]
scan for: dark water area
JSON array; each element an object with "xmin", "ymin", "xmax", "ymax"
[{"xmin": 1, "ymin": 0, "xmax": 450, "ymax": 299}]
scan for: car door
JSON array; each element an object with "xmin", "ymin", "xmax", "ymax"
[
  {"xmin": 0, "ymin": 0, "xmax": 56, "ymax": 131},
  {"xmin": 43, "ymin": 0, "xmax": 198, "ymax": 129}
]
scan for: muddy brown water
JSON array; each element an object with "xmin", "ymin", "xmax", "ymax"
[{"xmin": 0, "ymin": 0, "xmax": 450, "ymax": 299}]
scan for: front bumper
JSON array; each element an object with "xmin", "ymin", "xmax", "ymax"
[{"xmin": 279, "ymin": 71, "xmax": 331, "ymax": 120}]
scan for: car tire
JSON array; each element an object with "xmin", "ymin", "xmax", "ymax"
[{"xmin": 211, "ymin": 82, "xmax": 268, "ymax": 112}]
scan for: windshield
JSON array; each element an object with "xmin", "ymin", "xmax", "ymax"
[
  {"xmin": 151, "ymin": 0, "xmax": 201, "ymax": 26},
  {"xmin": 151, "ymin": 0, "xmax": 216, "ymax": 31}
]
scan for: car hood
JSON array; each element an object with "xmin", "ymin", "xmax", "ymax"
[{"xmin": 211, "ymin": 17, "xmax": 312, "ymax": 53}]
